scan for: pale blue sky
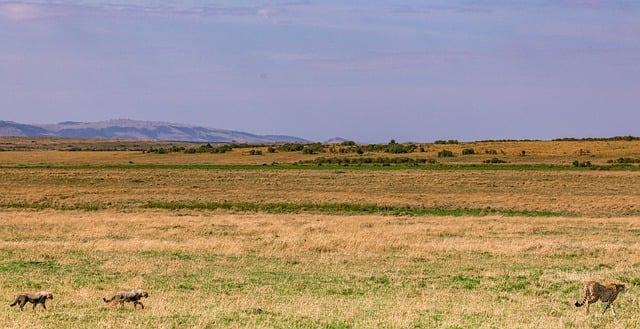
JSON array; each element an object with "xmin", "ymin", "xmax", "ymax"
[{"xmin": 1, "ymin": 1, "xmax": 639, "ymax": 143}]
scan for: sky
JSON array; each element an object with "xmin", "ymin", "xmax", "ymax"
[{"xmin": 1, "ymin": 1, "xmax": 639, "ymax": 143}]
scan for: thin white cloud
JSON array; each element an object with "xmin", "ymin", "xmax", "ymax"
[
  {"xmin": 0, "ymin": 1, "xmax": 295, "ymax": 20},
  {"xmin": 87, "ymin": 2, "xmax": 293, "ymax": 19},
  {"xmin": 0, "ymin": 3, "xmax": 63, "ymax": 20}
]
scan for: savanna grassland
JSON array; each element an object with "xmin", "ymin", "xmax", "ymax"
[{"xmin": 1, "ymin": 137, "xmax": 640, "ymax": 328}]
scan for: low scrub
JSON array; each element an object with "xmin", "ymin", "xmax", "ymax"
[
  {"xmin": 437, "ymin": 150, "xmax": 454, "ymax": 158},
  {"xmin": 608, "ymin": 157, "xmax": 640, "ymax": 164},
  {"xmin": 306, "ymin": 157, "xmax": 436, "ymax": 166},
  {"xmin": 483, "ymin": 158, "xmax": 508, "ymax": 164}
]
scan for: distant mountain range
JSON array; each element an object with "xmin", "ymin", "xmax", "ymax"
[{"xmin": 0, "ymin": 119, "xmax": 309, "ymax": 143}]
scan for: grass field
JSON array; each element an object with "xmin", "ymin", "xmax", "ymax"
[{"xmin": 1, "ymin": 138, "xmax": 640, "ymax": 328}]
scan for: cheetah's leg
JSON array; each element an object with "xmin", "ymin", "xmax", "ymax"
[
  {"xmin": 585, "ymin": 300, "xmax": 590, "ymax": 315},
  {"xmin": 610, "ymin": 303, "xmax": 616, "ymax": 316}
]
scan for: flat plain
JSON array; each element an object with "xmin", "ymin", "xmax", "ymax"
[{"xmin": 1, "ymin": 138, "xmax": 640, "ymax": 328}]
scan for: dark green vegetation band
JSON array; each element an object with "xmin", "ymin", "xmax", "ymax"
[
  {"xmin": 0, "ymin": 201, "xmax": 565, "ymax": 217},
  {"xmin": 142, "ymin": 201, "xmax": 566, "ymax": 217}
]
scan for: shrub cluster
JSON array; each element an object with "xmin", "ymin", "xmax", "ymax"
[
  {"xmin": 554, "ymin": 136, "xmax": 640, "ymax": 142},
  {"xmin": 323, "ymin": 140, "xmax": 419, "ymax": 155},
  {"xmin": 608, "ymin": 157, "xmax": 640, "ymax": 164},
  {"xmin": 184, "ymin": 144, "xmax": 233, "ymax": 154},
  {"xmin": 572, "ymin": 160, "xmax": 592, "ymax": 167},
  {"xmin": 434, "ymin": 139, "xmax": 459, "ymax": 144},
  {"xmin": 307, "ymin": 157, "xmax": 437, "ymax": 166},
  {"xmin": 278, "ymin": 143, "xmax": 305, "ymax": 152},
  {"xmin": 145, "ymin": 146, "xmax": 186, "ymax": 154},
  {"xmin": 483, "ymin": 158, "xmax": 507, "ymax": 164},
  {"xmin": 438, "ymin": 150, "xmax": 454, "ymax": 157},
  {"xmin": 386, "ymin": 143, "xmax": 416, "ymax": 154}
]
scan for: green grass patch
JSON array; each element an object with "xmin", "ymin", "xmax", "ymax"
[
  {"xmin": 142, "ymin": 201, "xmax": 567, "ymax": 217},
  {"xmin": 0, "ymin": 201, "xmax": 108, "ymax": 211},
  {"xmin": 0, "ymin": 199, "xmax": 566, "ymax": 217},
  {"xmin": 0, "ymin": 259, "xmax": 71, "ymax": 275},
  {"xmin": 450, "ymin": 273, "xmax": 482, "ymax": 290}
]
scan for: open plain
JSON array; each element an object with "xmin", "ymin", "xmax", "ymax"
[{"xmin": 1, "ymin": 138, "xmax": 640, "ymax": 328}]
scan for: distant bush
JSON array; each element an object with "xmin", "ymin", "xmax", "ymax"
[
  {"xmin": 182, "ymin": 143, "xmax": 234, "ymax": 154},
  {"xmin": 483, "ymin": 158, "xmax": 507, "ymax": 164},
  {"xmin": 554, "ymin": 136, "xmax": 640, "ymax": 142},
  {"xmin": 146, "ymin": 146, "xmax": 186, "ymax": 154},
  {"xmin": 248, "ymin": 149, "xmax": 262, "ymax": 155},
  {"xmin": 279, "ymin": 143, "xmax": 305, "ymax": 152},
  {"xmin": 608, "ymin": 157, "xmax": 640, "ymax": 164},
  {"xmin": 336, "ymin": 142, "xmax": 418, "ymax": 154},
  {"xmin": 572, "ymin": 160, "xmax": 591, "ymax": 167},
  {"xmin": 303, "ymin": 157, "xmax": 436, "ymax": 166},
  {"xmin": 200, "ymin": 144, "xmax": 232, "ymax": 154},
  {"xmin": 302, "ymin": 143, "xmax": 325, "ymax": 155},
  {"xmin": 461, "ymin": 148, "xmax": 475, "ymax": 155},
  {"xmin": 438, "ymin": 150, "xmax": 454, "ymax": 157},
  {"xmin": 387, "ymin": 144, "xmax": 408, "ymax": 154},
  {"xmin": 386, "ymin": 144, "xmax": 403, "ymax": 154},
  {"xmin": 434, "ymin": 139, "xmax": 459, "ymax": 145},
  {"xmin": 484, "ymin": 149, "xmax": 498, "ymax": 155}
]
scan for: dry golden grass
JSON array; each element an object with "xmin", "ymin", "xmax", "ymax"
[
  {"xmin": 0, "ymin": 166, "xmax": 639, "ymax": 217},
  {"xmin": 1, "ymin": 139, "xmax": 640, "ymax": 328},
  {"xmin": 1, "ymin": 211, "xmax": 640, "ymax": 328}
]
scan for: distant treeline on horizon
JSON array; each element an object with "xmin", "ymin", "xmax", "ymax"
[{"xmin": 474, "ymin": 136, "xmax": 640, "ymax": 143}]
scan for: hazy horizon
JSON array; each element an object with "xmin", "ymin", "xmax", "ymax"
[{"xmin": 2, "ymin": 1, "xmax": 639, "ymax": 143}]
